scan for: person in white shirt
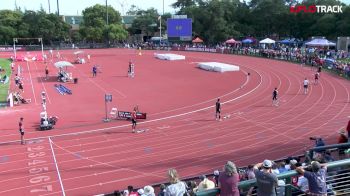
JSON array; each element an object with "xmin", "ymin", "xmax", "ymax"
[
  {"xmin": 303, "ymin": 78, "xmax": 309, "ymax": 94},
  {"xmin": 164, "ymin": 168, "xmax": 187, "ymax": 196},
  {"xmin": 297, "ymin": 175, "xmax": 309, "ymax": 193}
]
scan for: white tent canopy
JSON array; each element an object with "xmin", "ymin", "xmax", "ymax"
[
  {"xmin": 259, "ymin": 38, "xmax": 276, "ymax": 44},
  {"xmin": 54, "ymin": 61, "xmax": 74, "ymax": 68},
  {"xmin": 305, "ymin": 38, "xmax": 336, "ymax": 46},
  {"xmin": 74, "ymin": 51, "xmax": 84, "ymax": 55}
]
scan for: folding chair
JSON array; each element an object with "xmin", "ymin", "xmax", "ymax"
[{"xmin": 110, "ymin": 107, "xmax": 118, "ymax": 119}]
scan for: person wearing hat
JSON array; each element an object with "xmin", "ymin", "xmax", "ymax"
[
  {"xmin": 137, "ymin": 188, "xmax": 144, "ymax": 196},
  {"xmin": 143, "ymin": 185, "xmax": 155, "ymax": 196},
  {"xmin": 253, "ymin": 160, "xmax": 278, "ymax": 196},
  {"xmin": 296, "ymin": 161, "xmax": 328, "ymax": 196},
  {"xmin": 197, "ymin": 175, "xmax": 215, "ymax": 192},
  {"xmin": 218, "ymin": 161, "xmax": 240, "ymax": 196}
]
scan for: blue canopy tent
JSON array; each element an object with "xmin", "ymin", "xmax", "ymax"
[
  {"xmin": 280, "ymin": 39, "xmax": 291, "ymax": 44},
  {"xmin": 242, "ymin": 38, "xmax": 253, "ymax": 44}
]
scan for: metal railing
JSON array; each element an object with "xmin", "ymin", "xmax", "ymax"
[{"xmin": 195, "ymin": 158, "xmax": 350, "ymax": 196}]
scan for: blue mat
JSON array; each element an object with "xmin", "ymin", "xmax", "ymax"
[{"xmin": 54, "ymin": 84, "xmax": 72, "ymax": 95}]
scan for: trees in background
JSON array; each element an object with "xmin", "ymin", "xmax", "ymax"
[
  {"xmin": 0, "ymin": 9, "xmax": 70, "ymax": 45},
  {"xmin": 79, "ymin": 4, "xmax": 127, "ymax": 43},
  {"xmin": 0, "ymin": 0, "xmax": 349, "ymax": 45},
  {"xmin": 171, "ymin": 0, "xmax": 350, "ymax": 44}
]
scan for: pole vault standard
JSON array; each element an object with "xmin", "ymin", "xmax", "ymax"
[{"xmin": 13, "ymin": 38, "xmax": 44, "ymax": 60}]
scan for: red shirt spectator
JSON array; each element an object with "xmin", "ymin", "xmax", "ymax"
[
  {"xmin": 218, "ymin": 161, "xmax": 240, "ymax": 196},
  {"xmin": 338, "ymin": 130, "xmax": 348, "ymax": 143},
  {"xmin": 346, "ymin": 119, "xmax": 350, "ymax": 138}
]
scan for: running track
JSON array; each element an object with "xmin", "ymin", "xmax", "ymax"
[{"xmin": 0, "ymin": 49, "xmax": 349, "ymax": 195}]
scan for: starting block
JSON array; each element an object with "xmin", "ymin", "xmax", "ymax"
[
  {"xmin": 135, "ymin": 129, "xmax": 149, "ymax": 133},
  {"xmin": 223, "ymin": 114, "xmax": 231, "ymax": 119}
]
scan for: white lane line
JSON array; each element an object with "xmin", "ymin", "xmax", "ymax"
[
  {"xmin": 49, "ymin": 137, "xmax": 66, "ymax": 196},
  {"xmin": 26, "ymin": 61, "xmax": 38, "ymax": 104}
]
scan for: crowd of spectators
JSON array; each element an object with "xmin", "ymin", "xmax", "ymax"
[
  {"xmin": 100, "ymin": 126, "xmax": 350, "ymax": 196},
  {"xmin": 155, "ymin": 43, "xmax": 350, "ymax": 78}
]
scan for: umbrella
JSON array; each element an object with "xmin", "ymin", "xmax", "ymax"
[
  {"xmin": 225, "ymin": 38, "xmax": 237, "ymax": 44},
  {"xmin": 192, "ymin": 37, "xmax": 203, "ymax": 43},
  {"xmin": 260, "ymin": 38, "xmax": 276, "ymax": 44},
  {"xmin": 242, "ymin": 38, "xmax": 253, "ymax": 44},
  {"xmin": 74, "ymin": 51, "xmax": 84, "ymax": 55},
  {"xmin": 54, "ymin": 61, "xmax": 74, "ymax": 68}
]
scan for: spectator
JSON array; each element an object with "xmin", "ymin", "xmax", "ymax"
[
  {"xmin": 128, "ymin": 186, "xmax": 138, "ymax": 196},
  {"xmin": 213, "ymin": 170, "xmax": 220, "ymax": 187},
  {"xmin": 197, "ymin": 175, "xmax": 215, "ymax": 192},
  {"xmin": 347, "ymin": 116, "xmax": 350, "ymax": 141},
  {"xmin": 137, "ymin": 189, "xmax": 144, "ymax": 196},
  {"xmin": 277, "ymin": 162, "xmax": 288, "ymax": 174},
  {"xmin": 123, "ymin": 190, "xmax": 129, "ymax": 196},
  {"xmin": 246, "ymin": 165, "xmax": 255, "ymax": 180},
  {"xmin": 297, "ymin": 174, "xmax": 309, "ymax": 194},
  {"xmin": 218, "ymin": 161, "xmax": 240, "ymax": 196},
  {"xmin": 186, "ymin": 181, "xmax": 197, "ymax": 195},
  {"xmin": 164, "ymin": 168, "xmax": 187, "ymax": 196},
  {"xmin": 158, "ymin": 184, "xmax": 166, "ymax": 196},
  {"xmin": 337, "ymin": 130, "xmax": 348, "ymax": 159},
  {"xmin": 296, "ymin": 161, "xmax": 328, "ymax": 196},
  {"xmin": 254, "ymin": 160, "xmax": 278, "ymax": 196},
  {"xmin": 143, "ymin": 186, "xmax": 155, "ymax": 196}
]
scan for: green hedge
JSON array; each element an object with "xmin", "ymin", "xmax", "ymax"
[{"xmin": 0, "ymin": 59, "xmax": 11, "ymax": 103}]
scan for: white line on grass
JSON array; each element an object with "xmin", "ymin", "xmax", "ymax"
[{"xmin": 49, "ymin": 137, "xmax": 66, "ymax": 196}]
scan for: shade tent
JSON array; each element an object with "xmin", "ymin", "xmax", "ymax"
[
  {"xmin": 259, "ymin": 38, "xmax": 275, "ymax": 44},
  {"xmin": 54, "ymin": 61, "xmax": 74, "ymax": 68},
  {"xmin": 192, "ymin": 37, "xmax": 203, "ymax": 43},
  {"xmin": 225, "ymin": 38, "xmax": 237, "ymax": 44},
  {"xmin": 73, "ymin": 51, "xmax": 84, "ymax": 55},
  {"xmin": 242, "ymin": 38, "xmax": 253, "ymax": 44},
  {"xmin": 305, "ymin": 38, "xmax": 336, "ymax": 47},
  {"xmin": 280, "ymin": 39, "xmax": 293, "ymax": 44}
]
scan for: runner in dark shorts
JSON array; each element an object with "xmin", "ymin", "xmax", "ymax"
[
  {"xmin": 131, "ymin": 109, "xmax": 137, "ymax": 133},
  {"xmin": 272, "ymin": 88, "xmax": 278, "ymax": 106},
  {"xmin": 314, "ymin": 72, "xmax": 319, "ymax": 85},
  {"xmin": 19, "ymin": 117, "xmax": 25, "ymax": 145},
  {"xmin": 215, "ymin": 98, "xmax": 221, "ymax": 121}
]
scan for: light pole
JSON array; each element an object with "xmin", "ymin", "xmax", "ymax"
[
  {"xmin": 159, "ymin": 16, "xmax": 162, "ymax": 45},
  {"xmin": 56, "ymin": 0, "xmax": 59, "ymax": 15},
  {"xmin": 106, "ymin": 0, "xmax": 109, "ymax": 25},
  {"xmin": 48, "ymin": 0, "xmax": 51, "ymax": 13}
]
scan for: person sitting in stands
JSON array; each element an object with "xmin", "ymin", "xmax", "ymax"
[{"xmin": 197, "ymin": 175, "xmax": 215, "ymax": 192}]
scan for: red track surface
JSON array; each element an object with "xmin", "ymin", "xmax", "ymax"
[{"xmin": 0, "ymin": 49, "xmax": 349, "ymax": 195}]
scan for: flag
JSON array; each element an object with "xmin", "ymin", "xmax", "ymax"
[{"xmin": 158, "ymin": 15, "xmax": 161, "ymax": 20}]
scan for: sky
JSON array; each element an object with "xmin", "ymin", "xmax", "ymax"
[
  {"xmin": 1, "ymin": 0, "xmax": 349, "ymax": 16},
  {"xmin": 0, "ymin": 0, "xmax": 178, "ymax": 15}
]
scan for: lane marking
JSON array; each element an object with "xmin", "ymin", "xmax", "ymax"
[{"xmin": 48, "ymin": 137, "xmax": 66, "ymax": 196}]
